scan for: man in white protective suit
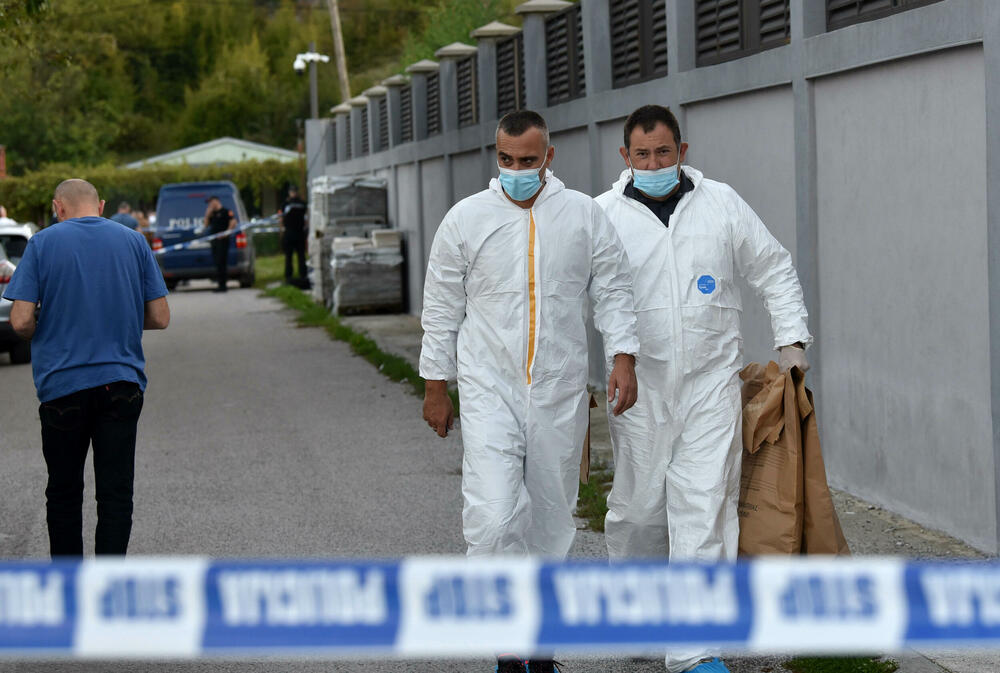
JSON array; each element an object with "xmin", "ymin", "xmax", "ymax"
[
  {"xmin": 420, "ymin": 110, "xmax": 640, "ymax": 673},
  {"xmin": 595, "ymin": 105, "xmax": 812, "ymax": 673}
]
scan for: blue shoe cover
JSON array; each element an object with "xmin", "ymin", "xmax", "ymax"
[{"xmin": 687, "ymin": 658, "xmax": 730, "ymax": 673}]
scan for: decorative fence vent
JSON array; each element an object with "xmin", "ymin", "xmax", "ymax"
[
  {"xmin": 329, "ymin": 119, "xmax": 337, "ymax": 163},
  {"xmin": 696, "ymin": 0, "xmax": 790, "ymax": 67},
  {"xmin": 426, "ymin": 72, "xmax": 441, "ymax": 136},
  {"xmin": 457, "ymin": 55, "xmax": 479, "ymax": 127},
  {"xmin": 546, "ymin": 3, "xmax": 586, "ymax": 105},
  {"xmin": 344, "ymin": 114, "xmax": 352, "ymax": 160},
  {"xmin": 400, "ymin": 85, "xmax": 413, "ymax": 143},
  {"xmin": 610, "ymin": 0, "xmax": 668, "ymax": 88},
  {"xmin": 827, "ymin": 0, "xmax": 943, "ymax": 30},
  {"xmin": 360, "ymin": 106, "xmax": 370, "ymax": 156},
  {"xmin": 378, "ymin": 97, "xmax": 389, "ymax": 151},
  {"xmin": 496, "ymin": 33, "xmax": 525, "ymax": 117}
]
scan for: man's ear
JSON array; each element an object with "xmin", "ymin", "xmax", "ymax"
[
  {"xmin": 97, "ymin": 200, "xmax": 105, "ymax": 216},
  {"xmin": 678, "ymin": 142, "xmax": 689, "ymax": 165},
  {"xmin": 545, "ymin": 144, "xmax": 555, "ymax": 168},
  {"xmin": 619, "ymin": 146, "xmax": 630, "ymax": 166}
]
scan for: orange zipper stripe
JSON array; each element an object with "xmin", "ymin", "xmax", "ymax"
[{"xmin": 526, "ymin": 210, "xmax": 537, "ymax": 384}]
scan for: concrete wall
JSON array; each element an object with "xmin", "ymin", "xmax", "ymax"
[
  {"xmin": 814, "ymin": 45, "xmax": 993, "ymax": 549},
  {"xmin": 308, "ymin": 0, "xmax": 1000, "ymax": 553},
  {"xmin": 550, "ymin": 126, "xmax": 592, "ymax": 193}
]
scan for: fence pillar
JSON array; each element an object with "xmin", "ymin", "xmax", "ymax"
[
  {"xmin": 516, "ymin": 0, "xmax": 572, "ymax": 109},
  {"xmin": 472, "ymin": 21, "xmax": 521, "ymax": 126},
  {"xmin": 405, "ymin": 59, "xmax": 439, "ymax": 142},
  {"xmin": 348, "ymin": 96, "xmax": 369, "ymax": 157},
  {"xmin": 580, "ymin": 0, "xmax": 613, "ymax": 95},
  {"xmin": 382, "ymin": 74, "xmax": 409, "ymax": 148},
  {"xmin": 331, "ymin": 103, "xmax": 351, "ymax": 161},
  {"xmin": 435, "ymin": 42, "xmax": 478, "ymax": 133},
  {"xmin": 363, "ymin": 85, "xmax": 388, "ymax": 153}
]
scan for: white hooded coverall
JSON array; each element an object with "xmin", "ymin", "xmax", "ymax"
[
  {"xmin": 420, "ymin": 172, "xmax": 639, "ymax": 558},
  {"xmin": 596, "ymin": 167, "xmax": 811, "ymax": 672}
]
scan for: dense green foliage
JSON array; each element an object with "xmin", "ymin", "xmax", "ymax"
[
  {"xmin": 399, "ymin": 0, "xmax": 517, "ymax": 67},
  {"xmin": 0, "ymin": 0, "xmax": 520, "ymax": 179},
  {"xmin": 0, "ymin": 159, "xmax": 299, "ymax": 223}
]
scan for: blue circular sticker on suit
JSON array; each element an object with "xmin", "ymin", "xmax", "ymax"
[{"xmin": 697, "ymin": 275, "xmax": 717, "ymax": 294}]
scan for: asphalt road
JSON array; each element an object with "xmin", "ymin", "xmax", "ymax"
[{"xmin": 0, "ymin": 281, "xmax": 690, "ymax": 673}]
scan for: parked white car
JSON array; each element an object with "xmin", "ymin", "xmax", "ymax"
[{"xmin": 0, "ymin": 222, "xmax": 33, "ymax": 364}]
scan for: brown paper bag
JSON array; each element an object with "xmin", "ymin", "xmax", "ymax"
[
  {"xmin": 738, "ymin": 362, "xmax": 849, "ymax": 556},
  {"xmin": 800, "ymin": 383, "xmax": 850, "ymax": 555}
]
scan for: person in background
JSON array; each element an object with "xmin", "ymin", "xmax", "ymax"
[
  {"xmin": 134, "ymin": 210, "xmax": 153, "ymax": 247},
  {"xmin": 279, "ymin": 186, "xmax": 308, "ymax": 286},
  {"xmin": 595, "ymin": 105, "xmax": 812, "ymax": 673},
  {"xmin": 0, "ymin": 205, "xmax": 17, "ymax": 226},
  {"xmin": 204, "ymin": 196, "xmax": 236, "ymax": 293},
  {"xmin": 2, "ymin": 179, "xmax": 169, "ymax": 558},
  {"xmin": 109, "ymin": 201, "xmax": 139, "ymax": 230}
]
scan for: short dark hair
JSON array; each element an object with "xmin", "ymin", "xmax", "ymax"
[
  {"xmin": 623, "ymin": 105, "xmax": 682, "ymax": 150},
  {"xmin": 496, "ymin": 109, "xmax": 549, "ymax": 145}
]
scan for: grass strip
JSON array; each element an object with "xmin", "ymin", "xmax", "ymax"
[
  {"xmin": 253, "ymin": 254, "xmax": 285, "ymax": 287},
  {"xmin": 576, "ymin": 467, "xmax": 613, "ymax": 533},
  {"xmin": 784, "ymin": 657, "xmax": 899, "ymax": 673}
]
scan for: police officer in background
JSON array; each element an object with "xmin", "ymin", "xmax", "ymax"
[
  {"xmin": 279, "ymin": 186, "xmax": 308, "ymax": 286},
  {"xmin": 204, "ymin": 196, "xmax": 236, "ymax": 293}
]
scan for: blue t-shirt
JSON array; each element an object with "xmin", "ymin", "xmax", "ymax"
[
  {"xmin": 109, "ymin": 212, "xmax": 139, "ymax": 230},
  {"xmin": 2, "ymin": 216, "xmax": 168, "ymax": 402}
]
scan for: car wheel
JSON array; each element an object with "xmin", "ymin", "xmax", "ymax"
[
  {"xmin": 165, "ymin": 279, "xmax": 179, "ymax": 291},
  {"xmin": 9, "ymin": 340, "xmax": 30, "ymax": 364},
  {"xmin": 239, "ymin": 271, "xmax": 255, "ymax": 288}
]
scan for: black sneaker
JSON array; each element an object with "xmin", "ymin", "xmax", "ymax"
[
  {"xmin": 496, "ymin": 655, "xmax": 527, "ymax": 673},
  {"xmin": 526, "ymin": 660, "xmax": 563, "ymax": 673}
]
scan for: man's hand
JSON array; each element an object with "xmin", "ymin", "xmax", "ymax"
[
  {"xmin": 607, "ymin": 353, "xmax": 638, "ymax": 416},
  {"xmin": 779, "ymin": 344, "xmax": 809, "ymax": 373},
  {"xmin": 423, "ymin": 380, "xmax": 455, "ymax": 438}
]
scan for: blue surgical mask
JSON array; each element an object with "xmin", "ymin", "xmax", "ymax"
[
  {"xmin": 498, "ymin": 157, "xmax": 546, "ymax": 201},
  {"xmin": 630, "ymin": 161, "xmax": 680, "ymax": 198}
]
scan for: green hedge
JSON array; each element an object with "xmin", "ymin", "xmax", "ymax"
[
  {"xmin": 0, "ymin": 159, "xmax": 301, "ymax": 224},
  {"xmin": 252, "ymin": 231, "xmax": 282, "ymax": 256}
]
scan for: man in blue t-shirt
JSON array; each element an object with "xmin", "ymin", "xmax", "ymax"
[
  {"xmin": 2, "ymin": 179, "xmax": 170, "ymax": 557},
  {"xmin": 109, "ymin": 201, "xmax": 139, "ymax": 230}
]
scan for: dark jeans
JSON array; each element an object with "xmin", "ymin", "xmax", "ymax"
[
  {"xmin": 39, "ymin": 381, "xmax": 144, "ymax": 557},
  {"xmin": 211, "ymin": 237, "xmax": 228, "ymax": 289},
  {"xmin": 283, "ymin": 231, "xmax": 307, "ymax": 281}
]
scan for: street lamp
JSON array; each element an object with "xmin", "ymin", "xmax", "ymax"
[{"xmin": 293, "ymin": 44, "xmax": 330, "ymax": 119}]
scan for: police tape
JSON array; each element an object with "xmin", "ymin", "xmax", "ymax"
[
  {"xmin": 0, "ymin": 557, "xmax": 997, "ymax": 658},
  {"xmin": 152, "ymin": 223, "xmax": 282, "ymax": 256}
]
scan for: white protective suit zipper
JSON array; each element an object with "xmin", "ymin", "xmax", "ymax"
[{"xmin": 525, "ymin": 208, "xmax": 540, "ymax": 385}]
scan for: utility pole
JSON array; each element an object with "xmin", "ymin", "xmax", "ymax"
[
  {"xmin": 326, "ymin": 0, "xmax": 351, "ymax": 100},
  {"xmin": 309, "ymin": 40, "xmax": 319, "ymax": 119}
]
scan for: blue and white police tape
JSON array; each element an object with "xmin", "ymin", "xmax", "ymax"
[
  {"xmin": 1, "ymin": 556, "xmax": 998, "ymax": 659},
  {"xmin": 153, "ymin": 222, "xmax": 281, "ymax": 256}
]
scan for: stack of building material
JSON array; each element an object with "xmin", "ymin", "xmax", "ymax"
[
  {"xmin": 329, "ymin": 247, "xmax": 404, "ymax": 315},
  {"xmin": 308, "ymin": 175, "xmax": 388, "ymax": 303}
]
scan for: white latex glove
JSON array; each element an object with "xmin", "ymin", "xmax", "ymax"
[{"xmin": 779, "ymin": 344, "xmax": 809, "ymax": 373}]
